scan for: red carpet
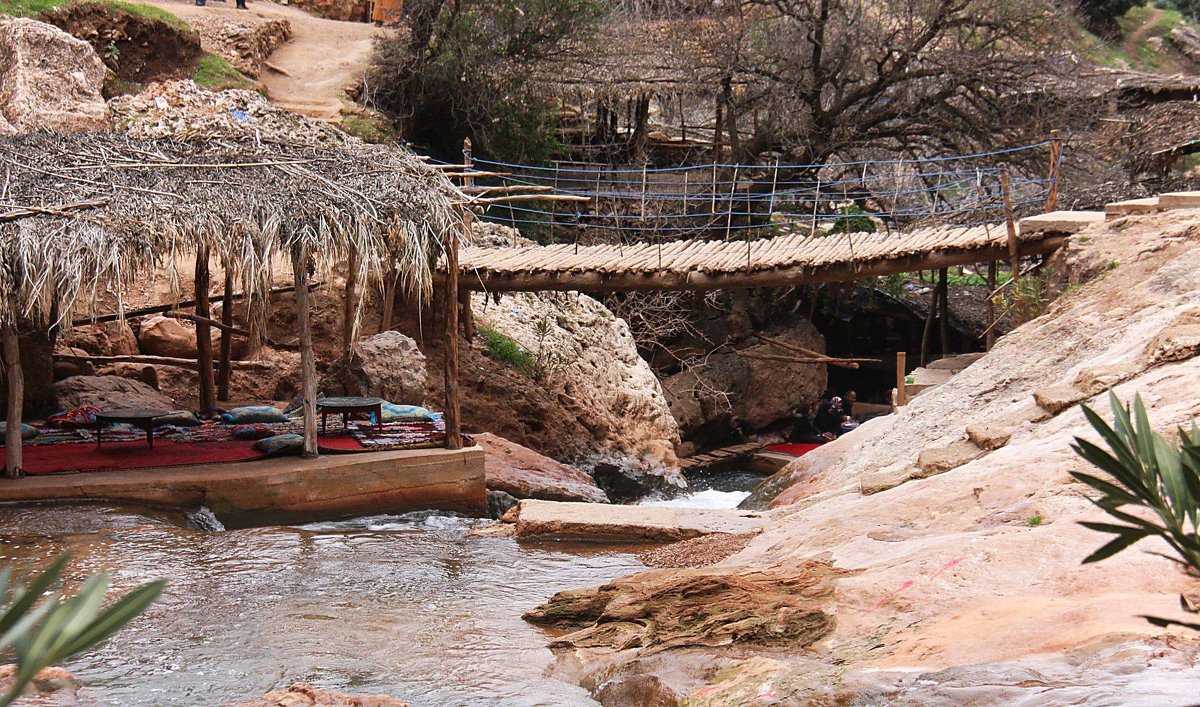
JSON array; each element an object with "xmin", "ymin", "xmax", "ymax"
[
  {"xmin": 764, "ymin": 442, "xmax": 823, "ymax": 457},
  {"xmin": 21, "ymin": 439, "xmax": 268, "ymax": 475},
  {"xmin": 317, "ymin": 435, "xmax": 367, "ymax": 453}
]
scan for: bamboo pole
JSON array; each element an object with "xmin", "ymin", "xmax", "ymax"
[
  {"xmin": 217, "ymin": 272, "xmax": 233, "ymax": 401},
  {"xmin": 3, "ymin": 328, "xmax": 23, "ymax": 479},
  {"xmin": 755, "ymin": 334, "xmax": 873, "ymax": 369},
  {"xmin": 938, "ymin": 267, "xmax": 950, "ymax": 355},
  {"xmin": 194, "ymin": 245, "xmax": 216, "ymax": 414},
  {"xmin": 986, "ymin": 260, "xmax": 997, "ymax": 351},
  {"xmin": 292, "ymin": 244, "xmax": 318, "ymax": 458},
  {"xmin": 165, "ymin": 312, "xmax": 293, "ymax": 349}
]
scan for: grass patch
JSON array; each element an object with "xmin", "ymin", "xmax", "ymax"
[
  {"xmin": 480, "ymin": 325, "xmax": 534, "ymax": 372},
  {"xmin": 340, "ymin": 113, "xmax": 398, "ymax": 144},
  {"xmin": 1026, "ymin": 514, "xmax": 1044, "ymax": 527},
  {"xmin": 0, "ymin": 0, "xmax": 67, "ymax": 16},
  {"xmin": 102, "ymin": 0, "xmax": 192, "ymax": 32},
  {"xmin": 193, "ymin": 53, "xmax": 254, "ymax": 90}
]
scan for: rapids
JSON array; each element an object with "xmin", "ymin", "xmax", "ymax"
[{"xmin": 0, "ymin": 504, "xmax": 644, "ymax": 706}]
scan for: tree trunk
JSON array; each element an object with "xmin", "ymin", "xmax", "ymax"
[
  {"xmin": 217, "ymin": 271, "xmax": 233, "ymax": 401},
  {"xmin": 938, "ymin": 267, "xmax": 950, "ymax": 355},
  {"xmin": 986, "ymin": 260, "xmax": 997, "ymax": 351},
  {"xmin": 3, "ymin": 328, "xmax": 23, "ymax": 479},
  {"xmin": 444, "ymin": 228, "xmax": 463, "ymax": 450},
  {"xmin": 343, "ymin": 245, "xmax": 359, "ymax": 354},
  {"xmin": 194, "ymin": 245, "xmax": 216, "ymax": 414},
  {"xmin": 292, "ymin": 244, "xmax": 318, "ymax": 458}
]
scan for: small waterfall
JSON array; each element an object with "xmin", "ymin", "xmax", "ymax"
[{"xmin": 185, "ymin": 507, "xmax": 226, "ymax": 532}]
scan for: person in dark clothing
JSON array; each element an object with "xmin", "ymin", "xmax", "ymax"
[
  {"xmin": 843, "ymin": 390, "xmax": 858, "ymax": 420},
  {"xmin": 814, "ymin": 396, "xmax": 845, "ymax": 436},
  {"xmin": 788, "ymin": 403, "xmax": 831, "ymax": 444}
]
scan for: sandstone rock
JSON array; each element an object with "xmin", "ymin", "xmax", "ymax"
[
  {"xmin": 472, "ymin": 291, "xmax": 682, "ymax": 476},
  {"xmin": 860, "ymin": 465, "xmax": 919, "ymax": 495},
  {"xmin": 227, "ymin": 682, "xmax": 408, "ymax": 707},
  {"xmin": 509, "ymin": 499, "xmax": 763, "ymax": 543},
  {"xmin": 61, "ymin": 321, "xmax": 140, "ymax": 357},
  {"xmin": 1033, "ymin": 385, "xmax": 1089, "ymax": 415},
  {"xmin": 0, "ymin": 19, "xmax": 109, "ymax": 133},
  {"xmin": 96, "ymin": 362, "xmax": 160, "ymax": 390},
  {"xmin": 1072, "ymin": 364, "xmax": 1141, "ymax": 395},
  {"xmin": 594, "ymin": 675, "xmax": 678, "ymax": 706},
  {"xmin": 138, "ymin": 315, "xmax": 199, "ymax": 359},
  {"xmin": 663, "ymin": 320, "xmax": 826, "ymax": 436},
  {"xmin": 525, "ymin": 561, "xmax": 839, "ymax": 656},
  {"xmin": 916, "ymin": 440, "xmax": 986, "ymax": 476},
  {"xmin": 1143, "ymin": 308, "xmax": 1200, "ymax": 365},
  {"xmin": 53, "ymin": 375, "xmax": 175, "ymax": 411},
  {"xmin": 925, "ymin": 352, "xmax": 985, "ymax": 371},
  {"xmin": 591, "ymin": 461, "xmax": 684, "ymax": 503},
  {"xmin": 0, "ymin": 665, "xmax": 78, "ymax": 701},
  {"xmin": 965, "ymin": 421, "xmax": 1013, "ymax": 450},
  {"xmin": 476, "ymin": 433, "xmax": 608, "ymax": 503},
  {"xmin": 321, "ymin": 330, "xmax": 427, "ymax": 403},
  {"xmin": 54, "ymin": 346, "xmax": 95, "ymax": 379}
]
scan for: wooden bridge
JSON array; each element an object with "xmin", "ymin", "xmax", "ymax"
[{"xmin": 451, "ymin": 218, "xmax": 1076, "ymax": 293}]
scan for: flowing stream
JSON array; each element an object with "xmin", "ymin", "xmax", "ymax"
[{"xmin": 0, "ymin": 504, "xmax": 645, "ymax": 706}]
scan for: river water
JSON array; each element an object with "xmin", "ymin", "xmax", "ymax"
[{"xmin": 0, "ymin": 504, "xmax": 645, "ymax": 706}]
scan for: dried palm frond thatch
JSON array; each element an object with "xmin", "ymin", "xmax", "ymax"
[{"xmin": 0, "ymin": 130, "xmax": 466, "ymax": 336}]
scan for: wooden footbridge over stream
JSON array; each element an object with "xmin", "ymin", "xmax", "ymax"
[{"xmin": 453, "ymin": 217, "xmax": 1076, "ymax": 293}]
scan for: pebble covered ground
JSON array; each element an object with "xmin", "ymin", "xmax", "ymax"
[{"xmin": 637, "ymin": 532, "xmax": 753, "ymax": 568}]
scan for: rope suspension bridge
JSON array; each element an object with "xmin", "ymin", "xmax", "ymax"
[{"xmin": 431, "ymin": 137, "xmax": 1069, "ymax": 293}]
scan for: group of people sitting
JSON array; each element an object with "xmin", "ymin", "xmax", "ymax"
[{"xmin": 788, "ymin": 390, "xmax": 860, "ymax": 444}]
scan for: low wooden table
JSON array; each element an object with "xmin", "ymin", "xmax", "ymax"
[
  {"xmin": 94, "ymin": 408, "xmax": 171, "ymax": 449},
  {"xmin": 317, "ymin": 396, "xmax": 385, "ymax": 434}
]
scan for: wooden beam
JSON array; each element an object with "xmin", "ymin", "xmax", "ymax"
[
  {"xmin": 459, "ymin": 288, "xmax": 474, "ymax": 343},
  {"xmin": 754, "ymin": 334, "xmax": 873, "ymax": 369},
  {"xmin": 895, "ymin": 351, "xmax": 908, "ymax": 407},
  {"xmin": 217, "ymin": 272, "xmax": 234, "ymax": 401},
  {"xmin": 3, "ymin": 328, "xmax": 23, "ymax": 479},
  {"xmin": 734, "ymin": 351, "xmax": 877, "ymax": 364},
  {"xmin": 343, "ymin": 245, "xmax": 358, "ymax": 355},
  {"xmin": 1000, "ymin": 166, "xmax": 1020, "ymax": 281},
  {"xmin": 165, "ymin": 311, "xmax": 295, "ymax": 350},
  {"xmin": 52, "ymin": 352, "xmax": 269, "ymax": 371},
  {"xmin": 0, "ymin": 196, "xmax": 109, "ymax": 223},
  {"xmin": 194, "ymin": 245, "xmax": 216, "ymax": 414},
  {"xmin": 292, "ymin": 244, "xmax": 318, "ymax": 458},
  {"xmin": 71, "ymin": 282, "xmax": 319, "ymax": 328},
  {"xmin": 453, "ymin": 237, "xmax": 1067, "ymax": 293}
]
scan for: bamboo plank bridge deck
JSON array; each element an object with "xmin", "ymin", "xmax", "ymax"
[
  {"xmin": 678, "ymin": 442, "xmax": 765, "ymax": 472},
  {"xmin": 450, "ymin": 218, "xmax": 1076, "ymax": 292}
]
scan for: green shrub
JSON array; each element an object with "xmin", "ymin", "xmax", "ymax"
[
  {"xmin": 1072, "ymin": 393, "xmax": 1200, "ymax": 630},
  {"xmin": 481, "ymin": 325, "xmax": 534, "ymax": 371},
  {"xmin": 825, "ymin": 204, "xmax": 877, "ymax": 235},
  {"xmin": 0, "ymin": 553, "xmax": 162, "ymax": 705}
]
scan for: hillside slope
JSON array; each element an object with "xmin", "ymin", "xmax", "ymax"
[{"xmin": 529, "ymin": 210, "xmax": 1200, "ymax": 704}]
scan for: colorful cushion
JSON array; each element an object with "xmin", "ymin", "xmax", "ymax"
[
  {"xmin": 222, "ymin": 406, "xmax": 289, "ymax": 424},
  {"xmin": 253, "ymin": 433, "xmax": 304, "ymax": 456},
  {"xmin": 156, "ymin": 410, "xmax": 202, "ymax": 427},
  {"xmin": 46, "ymin": 405, "xmax": 101, "ymax": 429},
  {"xmin": 234, "ymin": 424, "xmax": 275, "ymax": 440},
  {"xmin": 0, "ymin": 423, "xmax": 39, "ymax": 443},
  {"xmin": 380, "ymin": 403, "xmax": 435, "ymax": 423}
]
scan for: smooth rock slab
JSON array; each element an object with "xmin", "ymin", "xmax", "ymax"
[
  {"xmin": 510, "ymin": 499, "xmax": 764, "ymax": 543},
  {"xmin": 1105, "ymin": 197, "xmax": 1161, "ymax": 220},
  {"xmin": 1018, "ymin": 211, "xmax": 1105, "ymax": 235},
  {"xmin": 1157, "ymin": 191, "xmax": 1200, "ymax": 209}
]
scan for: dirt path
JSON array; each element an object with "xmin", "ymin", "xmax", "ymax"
[
  {"xmin": 142, "ymin": 0, "xmax": 385, "ymax": 120},
  {"xmin": 1121, "ymin": 6, "xmax": 1164, "ymax": 60}
]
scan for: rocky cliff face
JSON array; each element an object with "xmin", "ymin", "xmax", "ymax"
[
  {"xmin": 471, "ymin": 291, "xmax": 683, "ymax": 490},
  {"xmin": 530, "ymin": 210, "xmax": 1200, "ymax": 704}
]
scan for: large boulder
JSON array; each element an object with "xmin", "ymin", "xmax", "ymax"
[
  {"xmin": 228, "ymin": 682, "xmax": 408, "ymax": 707},
  {"xmin": 321, "ymin": 331, "xmax": 427, "ymax": 403},
  {"xmin": 137, "ymin": 315, "xmax": 198, "ymax": 359},
  {"xmin": 470, "ymin": 291, "xmax": 682, "ymax": 484},
  {"xmin": 0, "ymin": 18, "xmax": 109, "ymax": 134},
  {"xmin": 53, "ymin": 375, "xmax": 175, "ymax": 411},
  {"xmin": 60, "ymin": 321, "xmax": 139, "ymax": 356},
  {"xmin": 476, "ymin": 433, "xmax": 609, "ymax": 504},
  {"xmin": 663, "ymin": 319, "xmax": 826, "ymax": 440}
]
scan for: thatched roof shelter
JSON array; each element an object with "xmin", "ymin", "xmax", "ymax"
[{"xmin": 0, "ymin": 130, "xmax": 470, "ymax": 474}]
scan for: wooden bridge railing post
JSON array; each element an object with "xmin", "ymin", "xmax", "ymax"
[
  {"xmin": 1045, "ymin": 130, "xmax": 1063, "ymax": 213},
  {"xmin": 999, "ymin": 165, "xmax": 1020, "ymax": 284}
]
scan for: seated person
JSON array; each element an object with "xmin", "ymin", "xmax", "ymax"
[
  {"xmin": 788, "ymin": 403, "xmax": 832, "ymax": 444},
  {"xmin": 843, "ymin": 390, "xmax": 858, "ymax": 420},
  {"xmin": 814, "ymin": 396, "xmax": 845, "ymax": 437}
]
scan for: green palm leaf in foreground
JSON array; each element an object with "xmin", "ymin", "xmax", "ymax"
[
  {"xmin": 1070, "ymin": 393, "xmax": 1200, "ymax": 572},
  {"xmin": 0, "ymin": 553, "xmax": 163, "ymax": 706}
]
